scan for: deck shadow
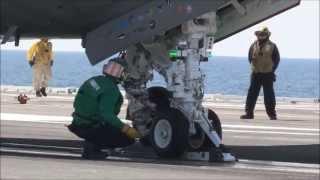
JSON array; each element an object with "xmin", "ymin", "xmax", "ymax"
[{"xmin": 1, "ymin": 137, "xmax": 319, "ymax": 164}]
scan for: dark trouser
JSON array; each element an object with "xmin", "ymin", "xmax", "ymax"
[
  {"xmin": 245, "ymin": 72, "xmax": 276, "ymax": 117},
  {"xmin": 68, "ymin": 123, "xmax": 134, "ymax": 149}
]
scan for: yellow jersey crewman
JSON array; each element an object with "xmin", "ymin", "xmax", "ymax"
[{"xmin": 27, "ymin": 38, "xmax": 53, "ymax": 97}]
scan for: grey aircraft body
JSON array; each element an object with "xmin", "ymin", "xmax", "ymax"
[{"xmin": 1, "ymin": 0, "xmax": 300, "ymax": 64}]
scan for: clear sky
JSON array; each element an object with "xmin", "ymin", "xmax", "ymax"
[
  {"xmin": 214, "ymin": 0, "xmax": 319, "ymax": 59},
  {"xmin": 1, "ymin": 0, "xmax": 319, "ymax": 59}
]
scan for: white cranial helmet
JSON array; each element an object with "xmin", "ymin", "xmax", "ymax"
[{"xmin": 103, "ymin": 60, "xmax": 125, "ymax": 78}]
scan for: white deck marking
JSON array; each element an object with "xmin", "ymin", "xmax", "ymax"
[
  {"xmin": 224, "ymin": 129, "xmax": 319, "ymax": 136},
  {"xmin": 1, "ymin": 113, "xmax": 319, "ymax": 136},
  {"xmin": 0, "ymin": 113, "xmax": 132, "ymax": 124},
  {"xmin": 229, "ymin": 135, "xmax": 318, "ymax": 142},
  {"xmin": 232, "ymin": 160, "xmax": 320, "ymax": 174},
  {"xmin": 1, "ymin": 113, "xmax": 72, "ymax": 123},
  {"xmin": 222, "ymin": 124, "xmax": 319, "ymax": 132}
]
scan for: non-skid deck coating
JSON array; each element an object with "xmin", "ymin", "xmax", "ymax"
[{"xmin": 1, "ymin": 90, "xmax": 319, "ymax": 180}]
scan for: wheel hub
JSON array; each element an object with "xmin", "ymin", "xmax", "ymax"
[{"xmin": 154, "ymin": 119, "xmax": 172, "ymax": 149}]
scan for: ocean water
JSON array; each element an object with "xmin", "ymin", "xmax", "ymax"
[{"xmin": 1, "ymin": 50, "xmax": 319, "ymax": 98}]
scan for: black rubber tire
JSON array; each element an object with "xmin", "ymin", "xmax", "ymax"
[
  {"xmin": 208, "ymin": 109, "xmax": 222, "ymax": 139},
  {"xmin": 132, "ymin": 86, "xmax": 172, "ymax": 146},
  {"xmin": 201, "ymin": 109, "xmax": 223, "ymax": 149},
  {"xmin": 150, "ymin": 108, "xmax": 189, "ymax": 158},
  {"xmin": 127, "ymin": 86, "xmax": 171, "ymax": 120},
  {"xmin": 147, "ymin": 86, "xmax": 172, "ymax": 110}
]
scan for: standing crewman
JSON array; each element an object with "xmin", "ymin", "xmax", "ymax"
[
  {"xmin": 27, "ymin": 38, "xmax": 53, "ymax": 97},
  {"xmin": 68, "ymin": 58, "xmax": 141, "ymax": 160},
  {"xmin": 240, "ymin": 27, "xmax": 280, "ymax": 120}
]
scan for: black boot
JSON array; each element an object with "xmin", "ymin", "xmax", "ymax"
[
  {"xmin": 36, "ymin": 90, "xmax": 42, "ymax": 97},
  {"xmin": 40, "ymin": 87, "xmax": 47, "ymax": 97},
  {"xmin": 267, "ymin": 111, "xmax": 277, "ymax": 120},
  {"xmin": 269, "ymin": 115, "xmax": 277, "ymax": 120},
  {"xmin": 240, "ymin": 113, "xmax": 254, "ymax": 119},
  {"xmin": 82, "ymin": 141, "xmax": 108, "ymax": 160}
]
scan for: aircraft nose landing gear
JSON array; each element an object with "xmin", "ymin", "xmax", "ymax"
[{"xmin": 124, "ymin": 12, "xmax": 237, "ymax": 162}]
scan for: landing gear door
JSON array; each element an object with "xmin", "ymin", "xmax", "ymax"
[
  {"xmin": 84, "ymin": 0, "xmax": 227, "ymax": 65},
  {"xmin": 214, "ymin": 0, "xmax": 301, "ymax": 42}
]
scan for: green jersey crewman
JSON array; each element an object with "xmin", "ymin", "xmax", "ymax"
[{"xmin": 68, "ymin": 58, "xmax": 141, "ymax": 160}]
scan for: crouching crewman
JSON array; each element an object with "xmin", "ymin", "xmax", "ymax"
[{"xmin": 68, "ymin": 59, "xmax": 141, "ymax": 160}]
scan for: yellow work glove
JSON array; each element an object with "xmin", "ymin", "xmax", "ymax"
[{"xmin": 121, "ymin": 124, "xmax": 141, "ymax": 139}]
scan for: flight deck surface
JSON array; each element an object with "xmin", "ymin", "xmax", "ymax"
[{"xmin": 1, "ymin": 88, "xmax": 319, "ymax": 180}]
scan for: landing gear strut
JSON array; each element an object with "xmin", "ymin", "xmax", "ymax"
[{"xmin": 123, "ymin": 12, "xmax": 236, "ymax": 162}]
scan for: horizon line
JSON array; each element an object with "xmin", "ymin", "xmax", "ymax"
[{"xmin": 1, "ymin": 49, "xmax": 319, "ymax": 60}]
